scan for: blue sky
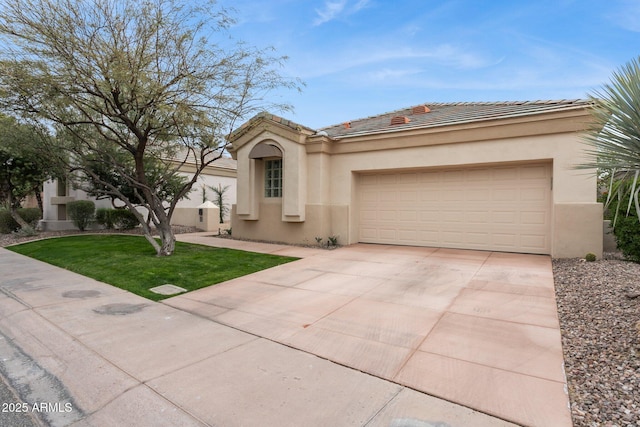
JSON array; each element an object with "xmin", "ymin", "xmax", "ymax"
[{"xmin": 219, "ymin": 0, "xmax": 640, "ymax": 129}]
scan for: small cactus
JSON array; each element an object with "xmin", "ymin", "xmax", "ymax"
[{"xmin": 585, "ymin": 252, "xmax": 597, "ymax": 262}]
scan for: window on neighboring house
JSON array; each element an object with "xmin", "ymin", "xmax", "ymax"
[
  {"xmin": 57, "ymin": 178, "xmax": 67, "ymax": 196},
  {"xmin": 264, "ymin": 159, "xmax": 282, "ymax": 198}
]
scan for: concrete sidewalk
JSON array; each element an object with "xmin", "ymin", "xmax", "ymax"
[{"xmin": 0, "ymin": 247, "xmax": 517, "ymax": 427}]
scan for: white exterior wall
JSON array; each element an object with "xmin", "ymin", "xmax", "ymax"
[{"xmin": 41, "ymin": 168, "xmax": 237, "ymax": 231}]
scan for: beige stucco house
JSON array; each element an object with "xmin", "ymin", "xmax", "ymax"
[{"xmin": 228, "ymin": 100, "xmax": 602, "ymax": 258}]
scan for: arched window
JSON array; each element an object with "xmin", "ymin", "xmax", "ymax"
[{"xmin": 249, "ymin": 143, "xmax": 283, "ymax": 198}]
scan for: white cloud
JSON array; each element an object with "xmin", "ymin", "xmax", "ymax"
[
  {"xmin": 313, "ymin": 0, "xmax": 371, "ymax": 26},
  {"xmin": 353, "ymin": 0, "xmax": 371, "ymax": 12},
  {"xmin": 290, "ymin": 43, "xmax": 495, "ymax": 81},
  {"xmin": 364, "ymin": 67, "xmax": 424, "ymax": 82},
  {"xmin": 608, "ymin": 0, "xmax": 640, "ymax": 32},
  {"xmin": 314, "ymin": 0, "xmax": 348, "ymax": 26}
]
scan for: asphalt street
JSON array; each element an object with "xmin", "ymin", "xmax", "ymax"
[{"xmin": 0, "ymin": 372, "xmax": 42, "ymax": 427}]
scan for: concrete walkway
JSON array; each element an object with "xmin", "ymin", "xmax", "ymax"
[{"xmin": 0, "ymin": 234, "xmax": 571, "ymax": 426}]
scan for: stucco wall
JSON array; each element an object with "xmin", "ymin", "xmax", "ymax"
[
  {"xmin": 41, "ymin": 168, "xmax": 237, "ymax": 230},
  {"xmin": 230, "ymin": 113, "xmax": 602, "ymax": 258},
  {"xmin": 231, "ymin": 203, "xmax": 348, "ymax": 246}
]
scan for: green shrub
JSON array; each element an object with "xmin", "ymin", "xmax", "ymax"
[
  {"xmin": 67, "ymin": 200, "xmax": 95, "ymax": 231},
  {"xmin": 585, "ymin": 253, "xmax": 597, "ymax": 262},
  {"xmin": 19, "ymin": 208, "xmax": 41, "ymax": 226},
  {"xmin": 112, "ymin": 209, "xmax": 139, "ymax": 230},
  {"xmin": 0, "ymin": 210, "xmax": 16, "ymax": 234},
  {"xmin": 95, "ymin": 208, "xmax": 115, "ymax": 229},
  {"xmin": 94, "ymin": 208, "xmax": 139, "ymax": 230},
  {"xmin": 612, "ymin": 214, "xmax": 640, "ymax": 262},
  {"xmin": 0, "ymin": 208, "xmax": 41, "ymax": 234}
]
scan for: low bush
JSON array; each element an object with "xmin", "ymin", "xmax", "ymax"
[
  {"xmin": 112, "ymin": 209, "xmax": 139, "ymax": 230},
  {"xmin": 0, "ymin": 208, "xmax": 41, "ymax": 234},
  {"xmin": 67, "ymin": 200, "xmax": 95, "ymax": 231},
  {"xmin": 95, "ymin": 208, "xmax": 139, "ymax": 230},
  {"xmin": 95, "ymin": 208, "xmax": 115, "ymax": 229},
  {"xmin": 612, "ymin": 214, "xmax": 640, "ymax": 262}
]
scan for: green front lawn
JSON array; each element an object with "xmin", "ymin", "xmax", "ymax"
[{"xmin": 8, "ymin": 235, "xmax": 297, "ymax": 301}]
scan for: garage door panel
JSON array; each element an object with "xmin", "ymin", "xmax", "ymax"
[
  {"xmin": 358, "ymin": 163, "xmax": 551, "ymax": 254},
  {"xmin": 521, "ymin": 165, "xmax": 548, "ymax": 179},
  {"xmin": 378, "ymin": 175, "xmax": 398, "ymax": 185},
  {"xmin": 379, "ymin": 228, "xmax": 396, "ymax": 239},
  {"xmin": 493, "ymin": 211, "xmax": 518, "ymax": 223},
  {"xmin": 492, "ymin": 167, "xmax": 519, "ymax": 180},
  {"xmin": 399, "ymin": 173, "xmax": 419, "ymax": 184},
  {"xmin": 420, "ymin": 189, "xmax": 441, "ymax": 202},
  {"xmin": 465, "ymin": 189, "xmax": 491, "ymax": 201},
  {"xmin": 521, "ymin": 234, "xmax": 547, "ymax": 250},
  {"xmin": 379, "ymin": 210, "xmax": 396, "ymax": 221},
  {"xmin": 493, "ymin": 188, "xmax": 518, "ymax": 201},
  {"xmin": 442, "ymin": 211, "xmax": 465, "ymax": 223},
  {"xmin": 399, "ymin": 190, "xmax": 418, "ymax": 202},
  {"xmin": 521, "ymin": 211, "xmax": 547, "ymax": 225},
  {"xmin": 521, "ymin": 188, "xmax": 547, "ymax": 201},
  {"xmin": 419, "ymin": 211, "xmax": 440, "ymax": 222},
  {"xmin": 443, "ymin": 190, "xmax": 465, "ymax": 201},
  {"xmin": 467, "ymin": 169, "xmax": 492, "ymax": 182},
  {"xmin": 398, "ymin": 210, "xmax": 418, "ymax": 221}
]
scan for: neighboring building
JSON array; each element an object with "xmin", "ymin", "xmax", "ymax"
[
  {"xmin": 41, "ymin": 156, "xmax": 237, "ymax": 231},
  {"xmin": 228, "ymin": 100, "xmax": 602, "ymax": 258}
]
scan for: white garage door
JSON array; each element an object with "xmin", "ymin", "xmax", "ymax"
[{"xmin": 358, "ymin": 163, "xmax": 552, "ymax": 254}]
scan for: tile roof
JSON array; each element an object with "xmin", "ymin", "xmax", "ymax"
[
  {"xmin": 319, "ymin": 99, "xmax": 592, "ymax": 138},
  {"xmin": 229, "ymin": 111, "xmax": 315, "ymax": 140}
]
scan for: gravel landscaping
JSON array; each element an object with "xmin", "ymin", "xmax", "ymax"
[
  {"xmin": 2, "ymin": 228, "xmax": 639, "ymax": 426},
  {"xmin": 554, "ymin": 254, "xmax": 640, "ymax": 426}
]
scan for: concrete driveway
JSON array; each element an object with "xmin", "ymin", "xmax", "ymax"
[
  {"xmin": 0, "ymin": 236, "xmax": 570, "ymax": 427},
  {"xmin": 167, "ymin": 238, "xmax": 571, "ymax": 427}
]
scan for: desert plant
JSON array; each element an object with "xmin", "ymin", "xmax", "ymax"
[
  {"xmin": 328, "ymin": 235, "xmax": 338, "ymax": 246},
  {"xmin": 579, "ymin": 57, "xmax": 640, "ymax": 222},
  {"xmin": 315, "ymin": 237, "xmax": 323, "ymax": 246},
  {"xmin": 585, "ymin": 253, "xmax": 597, "ymax": 262},
  {"xmin": 209, "ymin": 184, "xmax": 230, "ymax": 223},
  {"xmin": 67, "ymin": 200, "xmax": 95, "ymax": 231},
  {"xmin": 12, "ymin": 225, "xmax": 37, "ymax": 237}
]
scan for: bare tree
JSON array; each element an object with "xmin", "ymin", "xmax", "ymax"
[{"xmin": 0, "ymin": 0, "xmax": 300, "ymax": 255}]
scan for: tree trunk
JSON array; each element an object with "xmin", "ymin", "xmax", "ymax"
[
  {"xmin": 143, "ymin": 204, "xmax": 175, "ymax": 257},
  {"xmin": 34, "ymin": 187, "xmax": 43, "ymax": 213},
  {"xmin": 156, "ymin": 220, "xmax": 175, "ymax": 256},
  {"xmin": 9, "ymin": 206, "xmax": 29, "ymax": 229},
  {"xmin": 6, "ymin": 190, "xmax": 29, "ymax": 229}
]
